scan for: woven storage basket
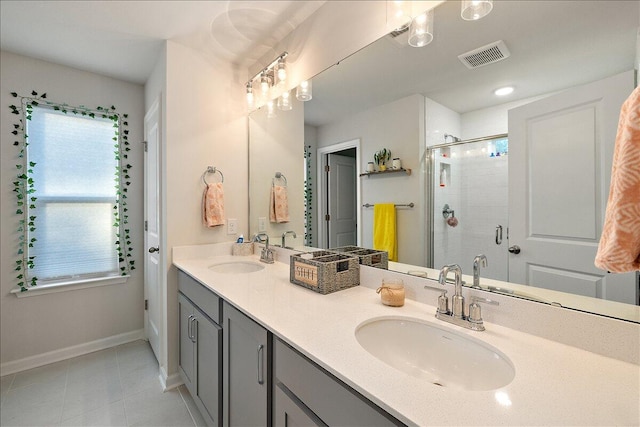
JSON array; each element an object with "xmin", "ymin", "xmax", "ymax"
[
  {"xmin": 330, "ymin": 246, "xmax": 389, "ymax": 269},
  {"xmin": 290, "ymin": 251, "xmax": 359, "ymax": 294}
]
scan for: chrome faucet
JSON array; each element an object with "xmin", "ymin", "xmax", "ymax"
[
  {"xmin": 281, "ymin": 230, "xmax": 297, "ymax": 249},
  {"xmin": 439, "ymin": 264, "xmax": 464, "ymax": 318},
  {"xmin": 472, "ymin": 254, "xmax": 488, "ymax": 288},
  {"xmin": 424, "ymin": 263, "xmax": 498, "ymax": 332},
  {"xmin": 253, "ymin": 233, "xmax": 274, "ymax": 264}
]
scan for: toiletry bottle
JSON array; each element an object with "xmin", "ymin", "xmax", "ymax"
[
  {"xmin": 237, "ymin": 234, "xmax": 244, "ymax": 243},
  {"xmin": 440, "ymin": 168, "xmax": 447, "ymax": 187}
]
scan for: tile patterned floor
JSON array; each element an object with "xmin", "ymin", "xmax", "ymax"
[{"xmin": 0, "ymin": 340, "xmax": 206, "ymax": 427}]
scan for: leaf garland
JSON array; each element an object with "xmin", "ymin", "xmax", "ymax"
[
  {"xmin": 304, "ymin": 144, "xmax": 313, "ymax": 246},
  {"xmin": 9, "ymin": 90, "xmax": 135, "ymax": 291}
]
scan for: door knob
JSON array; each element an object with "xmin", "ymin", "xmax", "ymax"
[
  {"xmin": 148, "ymin": 247, "xmax": 159, "ymax": 253},
  {"xmin": 508, "ymin": 245, "xmax": 521, "ymax": 254}
]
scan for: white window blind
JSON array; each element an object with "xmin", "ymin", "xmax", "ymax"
[{"xmin": 27, "ymin": 106, "xmax": 120, "ymax": 283}]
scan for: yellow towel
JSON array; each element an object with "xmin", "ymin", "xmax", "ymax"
[
  {"xmin": 373, "ymin": 204, "xmax": 397, "ymax": 262},
  {"xmin": 203, "ymin": 183, "xmax": 225, "ymax": 227},
  {"xmin": 595, "ymin": 86, "xmax": 640, "ymax": 272},
  {"xmin": 269, "ymin": 185, "xmax": 290, "ymax": 223}
]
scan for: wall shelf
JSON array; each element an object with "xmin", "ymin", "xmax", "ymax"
[{"xmin": 359, "ymin": 168, "xmax": 411, "ymax": 178}]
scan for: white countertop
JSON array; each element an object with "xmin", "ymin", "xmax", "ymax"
[{"xmin": 173, "ymin": 249, "xmax": 639, "ymax": 426}]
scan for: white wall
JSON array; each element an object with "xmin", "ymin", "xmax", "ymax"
[
  {"xmin": 317, "ymin": 94, "xmax": 425, "ymax": 266},
  {"xmin": 147, "ymin": 41, "xmax": 248, "ymax": 383},
  {"xmin": 0, "ymin": 50, "xmax": 145, "ymax": 369}
]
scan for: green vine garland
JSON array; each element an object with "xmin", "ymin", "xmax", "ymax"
[
  {"xmin": 304, "ymin": 144, "xmax": 313, "ymax": 246},
  {"xmin": 9, "ymin": 90, "xmax": 135, "ymax": 291}
]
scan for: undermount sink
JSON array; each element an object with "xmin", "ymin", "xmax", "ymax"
[
  {"xmin": 355, "ymin": 317, "xmax": 515, "ymax": 391},
  {"xmin": 208, "ymin": 261, "xmax": 265, "ymax": 274}
]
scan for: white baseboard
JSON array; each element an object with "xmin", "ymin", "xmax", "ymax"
[
  {"xmin": 0, "ymin": 329, "xmax": 145, "ymax": 376},
  {"xmin": 159, "ymin": 365, "xmax": 183, "ymax": 391}
]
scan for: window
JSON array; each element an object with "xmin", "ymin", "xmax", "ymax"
[{"xmin": 26, "ymin": 106, "xmax": 123, "ymax": 284}]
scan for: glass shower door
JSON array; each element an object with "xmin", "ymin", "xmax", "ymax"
[{"xmin": 429, "ymin": 136, "xmax": 509, "ymax": 282}]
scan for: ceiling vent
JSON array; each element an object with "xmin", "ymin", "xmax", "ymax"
[
  {"xmin": 387, "ymin": 26, "xmax": 409, "ymax": 47},
  {"xmin": 458, "ymin": 40, "xmax": 510, "ymax": 69}
]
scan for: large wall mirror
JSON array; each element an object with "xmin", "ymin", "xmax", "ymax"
[{"xmin": 249, "ymin": 0, "xmax": 639, "ymax": 322}]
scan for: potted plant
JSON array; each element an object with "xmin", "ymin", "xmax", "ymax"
[{"xmin": 374, "ymin": 148, "xmax": 391, "ymax": 171}]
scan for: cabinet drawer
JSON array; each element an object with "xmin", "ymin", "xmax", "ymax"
[
  {"xmin": 178, "ymin": 270, "xmax": 221, "ymax": 323},
  {"xmin": 274, "ymin": 338, "xmax": 401, "ymax": 427}
]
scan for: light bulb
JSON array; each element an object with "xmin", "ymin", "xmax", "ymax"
[
  {"xmin": 296, "ymin": 80, "xmax": 313, "ymax": 101},
  {"xmin": 276, "ymin": 59, "xmax": 287, "ymax": 84},
  {"xmin": 408, "ymin": 10, "xmax": 434, "ymax": 48},
  {"xmin": 260, "ymin": 73, "xmax": 271, "ymax": 95},
  {"xmin": 246, "ymin": 83, "xmax": 254, "ymax": 109},
  {"xmin": 461, "ymin": 0, "xmax": 493, "ymax": 21}
]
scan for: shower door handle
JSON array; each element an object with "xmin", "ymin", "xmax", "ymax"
[{"xmin": 495, "ymin": 225, "xmax": 503, "ymax": 245}]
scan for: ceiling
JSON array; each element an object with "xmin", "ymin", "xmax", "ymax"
[
  {"xmin": 304, "ymin": 0, "xmax": 639, "ymax": 126},
  {"xmin": 0, "ymin": 1, "xmax": 325, "ymax": 85}
]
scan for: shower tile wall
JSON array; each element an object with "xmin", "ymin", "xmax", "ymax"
[{"xmin": 433, "ymin": 142, "xmax": 508, "ymax": 281}]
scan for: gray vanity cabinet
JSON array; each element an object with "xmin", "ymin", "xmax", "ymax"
[
  {"xmin": 273, "ymin": 338, "xmax": 402, "ymax": 427},
  {"xmin": 178, "ymin": 271, "xmax": 222, "ymax": 427},
  {"xmin": 223, "ymin": 301, "xmax": 271, "ymax": 427}
]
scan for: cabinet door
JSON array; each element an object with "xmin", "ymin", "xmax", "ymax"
[
  {"xmin": 274, "ymin": 383, "xmax": 327, "ymax": 427},
  {"xmin": 178, "ymin": 294, "xmax": 195, "ymax": 391},
  {"xmin": 223, "ymin": 302, "xmax": 270, "ymax": 427},
  {"xmin": 195, "ymin": 310, "xmax": 222, "ymax": 427}
]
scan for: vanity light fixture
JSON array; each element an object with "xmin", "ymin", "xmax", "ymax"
[
  {"xmin": 246, "ymin": 52, "xmax": 289, "ymax": 112},
  {"xmin": 408, "ymin": 9, "xmax": 434, "ymax": 48},
  {"xmin": 494, "ymin": 86, "xmax": 514, "ymax": 96},
  {"xmin": 461, "ymin": 0, "xmax": 493, "ymax": 21},
  {"xmin": 296, "ymin": 80, "xmax": 313, "ymax": 101}
]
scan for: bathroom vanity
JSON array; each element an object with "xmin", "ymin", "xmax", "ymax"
[{"xmin": 174, "ymin": 243, "xmax": 639, "ymax": 426}]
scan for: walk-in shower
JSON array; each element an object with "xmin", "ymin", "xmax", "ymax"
[{"xmin": 426, "ymin": 134, "xmax": 509, "ymax": 281}]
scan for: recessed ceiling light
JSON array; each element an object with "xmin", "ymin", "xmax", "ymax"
[{"xmin": 494, "ymin": 86, "xmax": 514, "ymax": 96}]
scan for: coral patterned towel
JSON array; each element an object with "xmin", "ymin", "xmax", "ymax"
[
  {"xmin": 203, "ymin": 183, "xmax": 225, "ymax": 227},
  {"xmin": 595, "ymin": 86, "xmax": 640, "ymax": 272},
  {"xmin": 269, "ymin": 185, "xmax": 290, "ymax": 223}
]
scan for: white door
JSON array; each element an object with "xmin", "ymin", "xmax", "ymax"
[
  {"xmin": 144, "ymin": 97, "xmax": 161, "ymax": 360},
  {"xmin": 328, "ymin": 153, "xmax": 357, "ymax": 247},
  {"xmin": 508, "ymin": 72, "xmax": 637, "ymax": 304}
]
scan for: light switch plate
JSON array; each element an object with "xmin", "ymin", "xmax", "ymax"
[
  {"xmin": 258, "ymin": 217, "xmax": 266, "ymax": 232},
  {"xmin": 227, "ymin": 218, "xmax": 238, "ymax": 235}
]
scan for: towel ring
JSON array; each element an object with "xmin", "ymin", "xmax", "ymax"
[
  {"xmin": 273, "ymin": 172, "xmax": 287, "ymax": 186},
  {"xmin": 202, "ymin": 166, "xmax": 224, "ymax": 185}
]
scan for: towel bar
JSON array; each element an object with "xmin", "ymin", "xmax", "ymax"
[
  {"xmin": 202, "ymin": 166, "xmax": 224, "ymax": 185},
  {"xmin": 362, "ymin": 203, "xmax": 414, "ymax": 208}
]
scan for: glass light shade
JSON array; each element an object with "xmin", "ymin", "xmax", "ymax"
[
  {"xmin": 408, "ymin": 10, "xmax": 434, "ymax": 48},
  {"xmin": 387, "ymin": 0, "xmax": 412, "ymax": 31},
  {"xmin": 260, "ymin": 73, "xmax": 271, "ymax": 96},
  {"xmin": 461, "ymin": 0, "xmax": 493, "ymax": 21},
  {"xmin": 276, "ymin": 59, "xmax": 287, "ymax": 85},
  {"xmin": 266, "ymin": 100, "xmax": 277, "ymax": 118},
  {"xmin": 277, "ymin": 90, "xmax": 293, "ymax": 111},
  {"xmin": 246, "ymin": 83, "xmax": 254, "ymax": 109},
  {"xmin": 296, "ymin": 80, "xmax": 312, "ymax": 101}
]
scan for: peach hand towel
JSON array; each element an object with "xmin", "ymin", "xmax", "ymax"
[
  {"xmin": 373, "ymin": 203, "xmax": 397, "ymax": 262},
  {"xmin": 203, "ymin": 183, "xmax": 225, "ymax": 227},
  {"xmin": 269, "ymin": 185, "xmax": 290, "ymax": 223},
  {"xmin": 595, "ymin": 86, "xmax": 640, "ymax": 272}
]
